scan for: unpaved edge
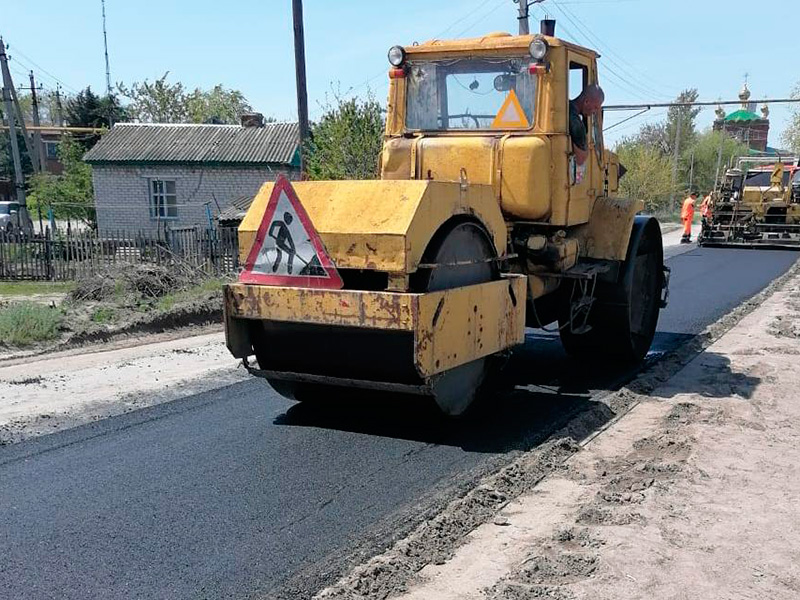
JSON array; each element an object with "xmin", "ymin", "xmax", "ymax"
[
  {"xmin": 0, "ymin": 307, "xmax": 223, "ymax": 366},
  {"xmin": 312, "ymin": 257, "xmax": 800, "ymax": 600}
]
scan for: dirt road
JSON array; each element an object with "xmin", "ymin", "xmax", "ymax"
[{"xmin": 325, "ymin": 263, "xmax": 800, "ymax": 599}]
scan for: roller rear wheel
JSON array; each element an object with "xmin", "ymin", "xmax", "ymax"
[{"xmin": 559, "ymin": 217, "xmax": 663, "ymax": 363}]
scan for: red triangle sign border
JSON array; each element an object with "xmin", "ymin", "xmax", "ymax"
[{"xmin": 239, "ymin": 175, "xmax": 344, "ymax": 289}]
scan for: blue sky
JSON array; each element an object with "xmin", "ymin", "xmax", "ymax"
[{"xmin": 3, "ymin": 0, "xmax": 797, "ymax": 147}]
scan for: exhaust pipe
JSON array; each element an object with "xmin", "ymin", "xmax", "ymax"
[{"xmin": 541, "ymin": 19, "xmax": 556, "ymax": 36}]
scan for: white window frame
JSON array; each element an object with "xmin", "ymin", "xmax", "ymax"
[
  {"xmin": 44, "ymin": 140, "xmax": 59, "ymax": 160},
  {"xmin": 149, "ymin": 179, "xmax": 178, "ymax": 220}
]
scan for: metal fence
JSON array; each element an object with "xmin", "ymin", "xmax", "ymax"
[{"xmin": 0, "ymin": 226, "xmax": 240, "ymax": 281}]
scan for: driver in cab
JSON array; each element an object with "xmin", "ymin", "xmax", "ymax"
[{"xmin": 569, "ymin": 84, "xmax": 605, "ymax": 166}]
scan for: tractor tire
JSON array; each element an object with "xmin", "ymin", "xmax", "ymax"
[{"xmin": 559, "ymin": 216, "xmax": 663, "ymax": 364}]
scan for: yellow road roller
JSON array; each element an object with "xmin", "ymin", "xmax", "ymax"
[{"xmin": 223, "ymin": 23, "xmax": 670, "ymax": 415}]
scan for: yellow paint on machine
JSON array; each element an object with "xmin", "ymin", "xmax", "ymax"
[
  {"xmin": 224, "ymin": 276, "xmax": 526, "ymax": 378},
  {"xmin": 413, "ymin": 276, "xmax": 526, "ymax": 377},
  {"xmin": 238, "ymin": 180, "xmax": 508, "ymax": 274}
]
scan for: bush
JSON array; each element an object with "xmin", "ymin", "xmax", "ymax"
[{"xmin": 0, "ymin": 302, "xmax": 63, "ymax": 346}]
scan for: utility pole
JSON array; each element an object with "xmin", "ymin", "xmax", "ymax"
[
  {"xmin": 28, "ymin": 71, "xmax": 47, "ymax": 172},
  {"xmin": 688, "ymin": 149, "xmax": 695, "ymax": 191},
  {"xmin": 292, "ymin": 0, "xmax": 309, "ymax": 174},
  {"xmin": 0, "ymin": 38, "xmax": 28, "ymax": 214},
  {"xmin": 669, "ymin": 115, "xmax": 682, "ymax": 210},
  {"xmin": 55, "ymin": 84, "xmax": 64, "ymax": 126},
  {"xmin": 1, "ymin": 46, "xmax": 38, "ymax": 173},
  {"xmin": 514, "ymin": 1, "xmax": 546, "ymax": 35},
  {"xmin": 516, "ymin": 0, "xmax": 530, "ymax": 35}
]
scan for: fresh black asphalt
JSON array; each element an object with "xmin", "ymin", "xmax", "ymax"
[{"xmin": 0, "ymin": 246, "xmax": 796, "ymax": 599}]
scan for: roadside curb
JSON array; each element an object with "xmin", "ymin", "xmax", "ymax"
[{"xmin": 314, "ymin": 256, "xmax": 800, "ymax": 600}]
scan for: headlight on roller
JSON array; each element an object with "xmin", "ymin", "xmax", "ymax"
[
  {"xmin": 388, "ymin": 45, "xmax": 406, "ymax": 67},
  {"xmin": 529, "ymin": 37, "xmax": 549, "ymax": 61}
]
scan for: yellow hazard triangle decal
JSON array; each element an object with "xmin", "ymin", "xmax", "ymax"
[{"xmin": 491, "ymin": 89, "xmax": 530, "ymax": 129}]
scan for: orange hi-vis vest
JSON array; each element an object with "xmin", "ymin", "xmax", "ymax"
[{"xmin": 681, "ymin": 197, "xmax": 695, "ymax": 220}]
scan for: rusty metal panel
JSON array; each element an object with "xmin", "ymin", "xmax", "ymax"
[
  {"xmin": 576, "ymin": 196, "xmax": 643, "ymax": 261},
  {"xmin": 224, "ymin": 283, "xmax": 415, "ymax": 331},
  {"xmin": 412, "ymin": 276, "xmax": 526, "ymax": 377},
  {"xmin": 223, "ymin": 296, "xmax": 252, "ymax": 359}
]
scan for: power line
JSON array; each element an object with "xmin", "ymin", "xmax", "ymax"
[
  {"xmin": 6, "ymin": 45, "xmax": 79, "ymax": 93},
  {"xmin": 603, "ymin": 107, "xmax": 650, "ymax": 132},
  {"xmin": 552, "ymin": 1, "xmax": 678, "ymax": 98},
  {"xmin": 438, "ymin": 0, "xmax": 499, "ymax": 38},
  {"xmin": 455, "ymin": 0, "xmax": 507, "ymax": 38},
  {"xmin": 543, "ymin": 3, "xmax": 673, "ymax": 101},
  {"xmin": 605, "ymin": 98, "xmax": 800, "ymax": 111},
  {"xmin": 534, "ymin": 11, "xmax": 652, "ymax": 102},
  {"xmin": 339, "ymin": 0, "xmax": 503, "ymax": 106}
]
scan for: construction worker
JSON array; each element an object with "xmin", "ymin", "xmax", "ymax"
[
  {"xmin": 681, "ymin": 192, "xmax": 697, "ymax": 244},
  {"xmin": 700, "ymin": 192, "xmax": 712, "ymax": 226}
]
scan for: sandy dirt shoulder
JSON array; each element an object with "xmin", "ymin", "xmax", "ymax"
[
  {"xmin": 0, "ymin": 331, "xmax": 246, "ymax": 445},
  {"xmin": 379, "ymin": 269, "xmax": 800, "ymax": 599}
]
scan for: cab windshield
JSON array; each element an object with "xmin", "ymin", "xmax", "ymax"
[{"xmin": 406, "ymin": 57, "xmax": 536, "ymax": 131}]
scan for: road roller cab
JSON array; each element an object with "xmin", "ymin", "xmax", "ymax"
[{"xmin": 224, "ymin": 25, "xmax": 668, "ymax": 415}]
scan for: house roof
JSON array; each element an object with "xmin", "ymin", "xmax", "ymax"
[
  {"xmin": 84, "ymin": 122, "xmax": 300, "ymax": 166},
  {"xmin": 724, "ymin": 109, "xmax": 762, "ymax": 123},
  {"xmin": 217, "ymin": 194, "xmax": 255, "ymax": 223}
]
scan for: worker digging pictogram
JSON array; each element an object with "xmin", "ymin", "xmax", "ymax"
[{"xmin": 239, "ymin": 175, "xmax": 343, "ymax": 288}]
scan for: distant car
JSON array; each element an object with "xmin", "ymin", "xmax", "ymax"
[{"xmin": 0, "ymin": 201, "xmax": 35, "ymax": 236}]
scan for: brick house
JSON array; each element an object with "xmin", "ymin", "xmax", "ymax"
[{"xmin": 83, "ymin": 119, "xmax": 300, "ymax": 234}]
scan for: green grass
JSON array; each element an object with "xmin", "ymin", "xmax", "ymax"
[
  {"xmin": 0, "ymin": 281, "xmax": 76, "ymax": 297},
  {"xmin": 91, "ymin": 306, "xmax": 116, "ymax": 324},
  {"xmin": 155, "ymin": 277, "xmax": 226, "ymax": 312},
  {"xmin": 0, "ymin": 302, "xmax": 63, "ymax": 346}
]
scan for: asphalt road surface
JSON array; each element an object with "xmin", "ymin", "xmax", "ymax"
[{"xmin": 1, "ymin": 246, "xmax": 797, "ymax": 599}]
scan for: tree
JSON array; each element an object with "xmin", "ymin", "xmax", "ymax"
[
  {"xmin": 186, "ymin": 85, "xmax": 253, "ymax": 124},
  {"xmin": 305, "ymin": 92, "xmax": 384, "ymax": 180},
  {"xmin": 65, "ymin": 87, "xmax": 125, "ymax": 128},
  {"xmin": 616, "ymin": 140, "xmax": 674, "ymax": 211},
  {"xmin": 782, "ymin": 82, "xmax": 800, "ymax": 153},
  {"xmin": 680, "ymin": 130, "xmax": 749, "ymax": 195},
  {"xmin": 0, "ymin": 131, "xmax": 34, "ymax": 181},
  {"xmin": 118, "ymin": 73, "xmax": 253, "ymax": 124},
  {"xmin": 27, "ymin": 135, "xmax": 95, "ymax": 226},
  {"xmin": 665, "ymin": 89, "xmax": 701, "ymax": 156},
  {"xmin": 117, "ymin": 73, "xmax": 187, "ymax": 123},
  {"xmin": 15, "ymin": 90, "xmax": 69, "ymax": 126}
]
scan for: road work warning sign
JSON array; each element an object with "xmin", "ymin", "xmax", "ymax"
[
  {"xmin": 491, "ymin": 89, "xmax": 530, "ymax": 129},
  {"xmin": 239, "ymin": 175, "xmax": 343, "ymax": 288}
]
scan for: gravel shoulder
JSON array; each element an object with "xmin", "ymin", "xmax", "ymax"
[{"xmin": 329, "ymin": 265, "xmax": 800, "ymax": 600}]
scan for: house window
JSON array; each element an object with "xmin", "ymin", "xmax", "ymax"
[
  {"xmin": 149, "ymin": 179, "xmax": 177, "ymax": 219},
  {"xmin": 44, "ymin": 141, "xmax": 59, "ymax": 160}
]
